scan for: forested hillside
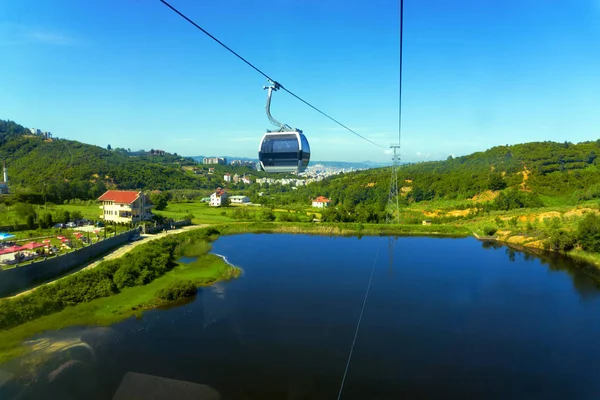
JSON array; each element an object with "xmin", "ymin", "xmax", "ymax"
[
  {"xmin": 0, "ymin": 120, "xmax": 215, "ymax": 202},
  {"xmin": 258, "ymin": 140, "xmax": 600, "ymax": 215}
]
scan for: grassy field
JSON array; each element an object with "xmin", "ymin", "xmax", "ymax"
[
  {"xmin": 0, "ymin": 252, "xmax": 239, "ymax": 363},
  {"xmin": 154, "ymin": 202, "xmax": 236, "ymax": 224},
  {"xmin": 54, "ymin": 203, "xmax": 102, "ymax": 221}
]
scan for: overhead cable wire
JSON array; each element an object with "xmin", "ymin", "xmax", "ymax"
[
  {"xmin": 158, "ymin": 0, "xmax": 385, "ymax": 149},
  {"xmin": 336, "ymin": 241, "xmax": 381, "ymax": 400},
  {"xmin": 398, "ymin": 0, "xmax": 403, "ymax": 150}
]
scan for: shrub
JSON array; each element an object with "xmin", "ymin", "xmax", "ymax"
[
  {"xmin": 544, "ymin": 230, "xmax": 576, "ymax": 253},
  {"xmin": 483, "ymin": 226, "xmax": 498, "ymax": 236},
  {"xmin": 155, "ymin": 280, "xmax": 197, "ymax": 302}
]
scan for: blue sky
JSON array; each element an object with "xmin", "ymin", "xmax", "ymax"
[{"xmin": 1, "ymin": 0, "xmax": 599, "ymax": 163}]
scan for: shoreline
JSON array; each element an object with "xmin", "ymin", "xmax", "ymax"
[{"xmin": 1, "ymin": 221, "xmax": 598, "ymax": 365}]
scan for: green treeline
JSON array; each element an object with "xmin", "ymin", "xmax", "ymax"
[
  {"xmin": 252, "ymin": 140, "xmax": 600, "ymax": 212},
  {"xmin": 0, "ymin": 235, "xmax": 181, "ymax": 330}
]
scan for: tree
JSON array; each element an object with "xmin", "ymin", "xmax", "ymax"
[
  {"xmin": 71, "ymin": 210, "xmax": 83, "ymax": 221},
  {"xmin": 14, "ymin": 203, "xmax": 36, "ymax": 221},
  {"xmin": 149, "ymin": 192, "xmax": 169, "ymax": 211},
  {"xmin": 107, "ymin": 144, "xmax": 112, "ymax": 150},
  {"xmin": 489, "ymin": 173, "xmax": 507, "ymax": 191},
  {"xmin": 577, "ymin": 213, "xmax": 600, "ymax": 253}
]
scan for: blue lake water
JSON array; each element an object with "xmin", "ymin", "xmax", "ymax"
[{"xmin": 5, "ymin": 234, "xmax": 600, "ymax": 399}]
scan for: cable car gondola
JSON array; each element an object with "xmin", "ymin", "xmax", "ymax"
[{"xmin": 257, "ymin": 82, "xmax": 310, "ymax": 173}]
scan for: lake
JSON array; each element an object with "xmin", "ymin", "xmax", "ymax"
[{"xmin": 4, "ymin": 234, "xmax": 600, "ymax": 399}]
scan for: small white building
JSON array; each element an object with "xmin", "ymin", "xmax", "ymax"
[
  {"xmin": 233, "ymin": 174, "xmax": 240, "ymax": 184},
  {"xmin": 312, "ymin": 196, "xmax": 331, "ymax": 208},
  {"xmin": 229, "ymin": 195, "xmax": 250, "ymax": 204},
  {"xmin": 98, "ymin": 190, "xmax": 153, "ymax": 223},
  {"xmin": 210, "ymin": 188, "xmax": 228, "ymax": 207},
  {"xmin": 0, "ymin": 161, "xmax": 8, "ymax": 195},
  {"xmin": 224, "ymin": 173, "xmax": 231, "ymax": 182},
  {"xmin": 242, "ymin": 176, "xmax": 251, "ymax": 185}
]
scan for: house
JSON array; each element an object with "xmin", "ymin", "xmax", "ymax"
[
  {"xmin": 233, "ymin": 174, "xmax": 240, "ymax": 184},
  {"xmin": 312, "ymin": 196, "xmax": 331, "ymax": 208},
  {"xmin": 422, "ymin": 220, "xmax": 432, "ymax": 225},
  {"xmin": 229, "ymin": 195, "xmax": 250, "ymax": 204},
  {"xmin": 210, "ymin": 188, "xmax": 228, "ymax": 207},
  {"xmin": 224, "ymin": 173, "xmax": 231, "ymax": 182},
  {"xmin": 98, "ymin": 190, "xmax": 153, "ymax": 223},
  {"xmin": 200, "ymin": 197, "xmax": 211, "ymax": 203},
  {"xmin": 208, "ymin": 168, "xmax": 215, "ymax": 174},
  {"xmin": 242, "ymin": 176, "xmax": 251, "ymax": 185}
]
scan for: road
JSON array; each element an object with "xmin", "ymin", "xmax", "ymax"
[{"xmin": 10, "ymin": 224, "xmax": 210, "ymax": 298}]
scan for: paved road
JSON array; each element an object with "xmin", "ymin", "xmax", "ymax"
[{"xmin": 10, "ymin": 224, "xmax": 210, "ymax": 298}]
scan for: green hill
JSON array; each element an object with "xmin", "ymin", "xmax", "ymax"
[
  {"xmin": 0, "ymin": 120, "xmax": 221, "ymax": 202},
  {"xmin": 259, "ymin": 139, "xmax": 600, "ymax": 218}
]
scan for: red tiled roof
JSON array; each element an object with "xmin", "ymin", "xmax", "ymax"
[
  {"xmin": 314, "ymin": 196, "xmax": 331, "ymax": 203},
  {"xmin": 214, "ymin": 188, "xmax": 227, "ymax": 197},
  {"xmin": 98, "ymin": 190, "xmax": 140, "ymax": 204}
]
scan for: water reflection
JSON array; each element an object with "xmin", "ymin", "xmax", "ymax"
[
  {"xmin": 5, "ymin": 235, "xmax": 600, "ymax": 399},
  {"xmin": 480, "ymin": 239, "xmax": 600, "ymax": 300}
]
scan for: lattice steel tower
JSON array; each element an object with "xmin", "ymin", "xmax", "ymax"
[{"xmin": 386, "ymin": 145, "xmax": 401, "ymax": 224}]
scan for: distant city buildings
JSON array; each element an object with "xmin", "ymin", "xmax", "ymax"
[
  {"xmin": 203, "ymin": 157, "xmax": 227, "ymax": 165},
  {"xmin": 230, "ymin": 159, "xmax": 256, "ymax": 168},
  {"xmin": 148, "ymin": 149, "xmax": 166, "ymax": 156}
]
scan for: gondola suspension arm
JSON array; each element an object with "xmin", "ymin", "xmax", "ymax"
[{"xmin": 264, "ymin": 80, "xmax": 292, "ymax": 132}]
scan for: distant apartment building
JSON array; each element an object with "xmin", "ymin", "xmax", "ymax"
[
  {"xmin": 203, "ymin": 157, "xmax": 227, "ymax": 165},
  {"xmin": 312, "ymin": 196, "xmax": 331, "ymax": 208},
  {"xmin": 98, "ymin": 190, "xmax": 153, "ymax": 223},
  {"xmin": 224, "ymin": 173, "xmax": 231, "ymax": 182},
  {"xmin": 210, "ymin": 188, "xmax": 228, "ymax": 207}
]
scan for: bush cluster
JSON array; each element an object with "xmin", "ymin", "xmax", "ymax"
[{"xmin": 155, "ymin": 280, "xmax": 197, "ymax": 301}]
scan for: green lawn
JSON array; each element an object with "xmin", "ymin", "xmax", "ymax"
[
  {"xmin": 0, "ymin": 253, "xmax": 238, "ymax": 363},
  {"xmin": 155, "ymin": 202, "xmax": 235, "ymax": 223},
  {"xmin": 53, "ymin": 203, "xmax": 103, "ymax": 221}
]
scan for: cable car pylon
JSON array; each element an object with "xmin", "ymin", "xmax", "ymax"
[
  {"xmin": 386, "ymin": 144, "xmax": 401, "ymax": 225},
  {"xmin": 386, "ymin": 144, "xmax": 401, "ymax": 275}
]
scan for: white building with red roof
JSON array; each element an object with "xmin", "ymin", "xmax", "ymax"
[
  {"xmin": 210, "ymin": 187, "xmax": 228, "ymax": 207},
  {"xmin": 98, "ymin": 190, "xmax": 153, "ymax": 223},
  {"xmin": 312, "ymin": 196, "xmax": 331, "ymax": 208}
]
